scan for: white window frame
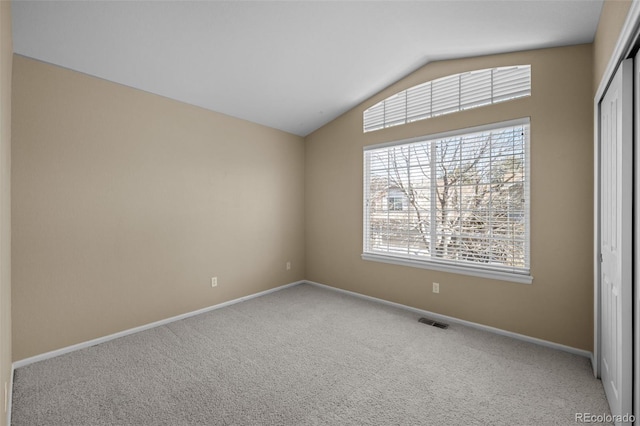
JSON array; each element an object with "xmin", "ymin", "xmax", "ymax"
[{"xmin": 362, "ymin": 118, "xmax": 532, "ymax": 284}]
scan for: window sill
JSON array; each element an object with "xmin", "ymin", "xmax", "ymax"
[{"xmin": 361, "ymin": 253, "xmax": 533, "ymax": 284}]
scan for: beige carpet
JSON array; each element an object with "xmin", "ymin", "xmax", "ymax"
[{"xmin": 12, "ymin": 283, "xmax": 611, "ymax": 425}]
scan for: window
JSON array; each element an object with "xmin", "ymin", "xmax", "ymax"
[
  {"xmin": 387, "ymin": 188, "xmax": 405, "ymax": 211},
  {"xmin": 363, "ymin": 65, "xmax": 531, "ymax": 133},
  {"xmin": 363, "ymin": 119, "xmax": 531, "ymax": 283}
]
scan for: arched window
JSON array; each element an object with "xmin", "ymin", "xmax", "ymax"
[{"xmin": 363, "ymin": 65, "xmax": 531, "ymax": 133}]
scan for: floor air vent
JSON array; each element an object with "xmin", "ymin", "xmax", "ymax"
[{"xmin": 418, "ymin": 317, "xmax": 449, "ymax": 329}]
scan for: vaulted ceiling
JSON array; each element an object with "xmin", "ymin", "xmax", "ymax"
[{"xmin": 12, "ymin": 0, "xmax": 604, "ymax": 136}]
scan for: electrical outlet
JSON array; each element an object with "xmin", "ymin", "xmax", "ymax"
[
  {"xmin": 432, "ymin": 282, "xmax": 440, "ymax": 293},
  {"xmin": 211, "ymin": 277, "xmax": 218, "ymax": 288},
  {"xmin": 286, "ymin": 261, "xmax": 291, "ymax": 271}
]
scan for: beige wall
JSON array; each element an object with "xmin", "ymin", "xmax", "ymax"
[
  {"xmin": 593, "ymin": 0, "xmax": 633, "ymax": 92},
  {"xmin": 11, "ymin": 56, "xmax": 305, "ymax": 360},
  {"xmin": 0, "ymin": 1, "xmax": 11, "ymax": 425},
  {"xmin": 10, "ymin": 1, "xmax": 635, "ymax": 365},
  {"xmin": 305, "ymin": 45, "xmax": 595, "ymax": 351}
]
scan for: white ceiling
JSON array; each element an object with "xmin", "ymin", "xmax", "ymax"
[{"xmin": 12, "ymin": 0, "xmax": 604, "ymax": 137}]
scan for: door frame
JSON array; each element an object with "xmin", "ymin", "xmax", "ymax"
[
  {"xmin": 594, "ymin": 2, "xmax": 640, "ymax": 422},
  {"xmin": 635, "ymin": 51, "xmax": 640, "ymax": 426}
]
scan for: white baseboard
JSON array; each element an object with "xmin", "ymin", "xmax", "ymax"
[
  {"xmin": 305, "ymin": 280, "xmax": 593, "ymax": 359},
  {"xmin": 12, "ymin": 278, "xmax": 592, "ymax": 372},
  {"xmin": 6, "ymin": 364, "xmax": 12, "ymax": 426},
  {"xmin": 13, "ymin": 280, "xmax": 305, "ymax": 369}
]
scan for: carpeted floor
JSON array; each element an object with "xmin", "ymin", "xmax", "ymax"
[{"xmin": 12, "ymin": 283, "xmax": 611, "ymax": 425}]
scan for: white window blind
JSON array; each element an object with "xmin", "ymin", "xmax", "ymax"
[
  {"xmin": 407, "ymin": 82, "xmax": 431, "ymax": 123},
  {"xmin": 363, "ymin": 119, "xmax": 531, "ymax": 281},
  {"xmin": 363, "ymin": 65, "xmax": 531, "ymax": 133}
]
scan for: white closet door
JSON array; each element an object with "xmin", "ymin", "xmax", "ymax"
[{"xmin": 600, "ymin": 58, "xmax": 633, "ymax": 425}]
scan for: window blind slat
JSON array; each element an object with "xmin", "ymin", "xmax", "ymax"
[
  {"xmin": 363, "ymin": 101, "xmax": 385, "ymax": 132},
  {"xmin": 383, "ymin": 92, "xmax": 407, "ymax": 127},
  {"xmin": 493, "ymin": 67, "xmax": 531, "ymax": 102},
  {"xmin": 432, "ymin": 75, "xmax": 460, "ymax": 116},
  {"xmin": 460, "ymin": 69, "xmax": 492, "ymax": 109},
  {"xmin": 407, "ymin": 82, "xmax": 432, "ymax": 122}
]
